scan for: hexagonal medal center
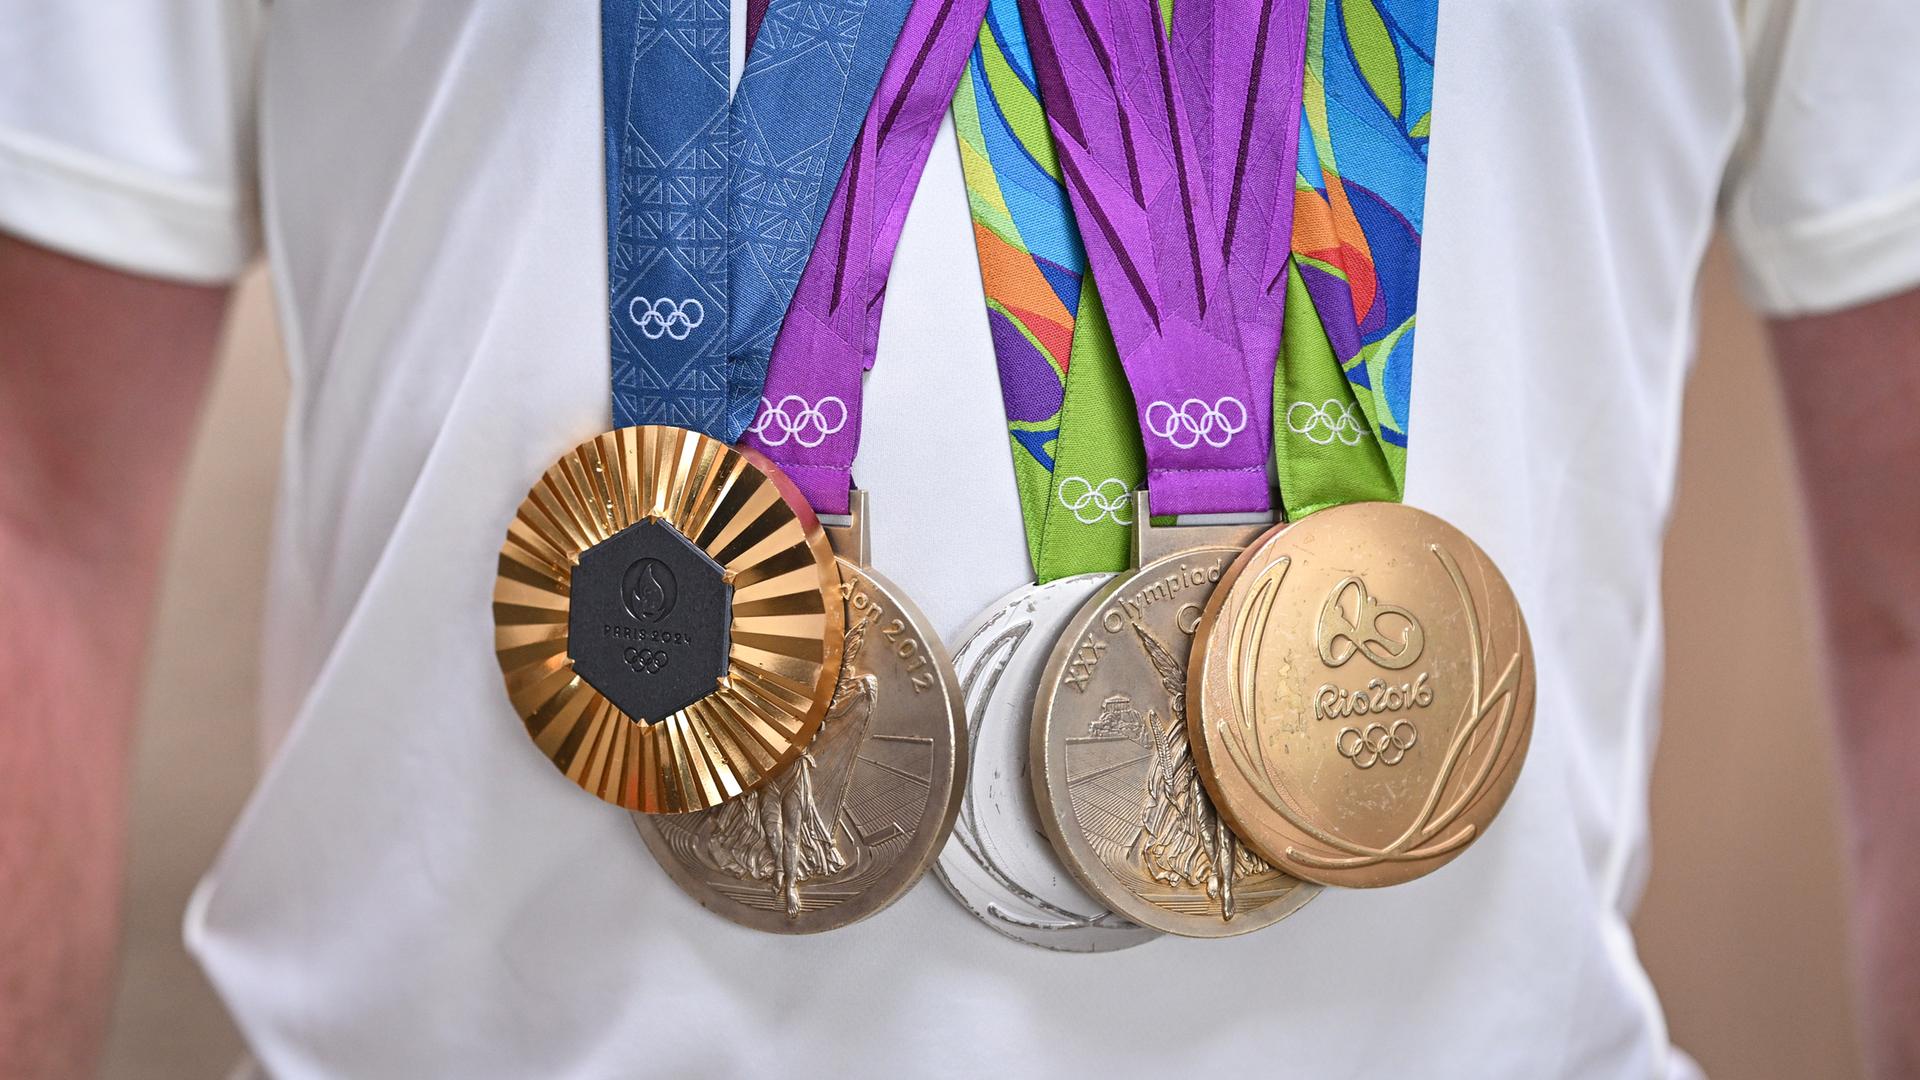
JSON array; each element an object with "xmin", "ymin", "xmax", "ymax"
[{"xmin": 568, "ymin": 518, "xmax": 732, "ymax": 722}]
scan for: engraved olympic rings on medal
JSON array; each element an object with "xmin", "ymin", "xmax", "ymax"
[
  {"xmin": 492, "ymin": 425, "xmax": 843, "ymax": 814},
  {"xmin": 1056, "ymin": 477, "xmax": 1135, "ymax": 526},
  {"xmin": 1336, "ymin": 721, "xmax": 1418, "ymax": 769},
  {"xmin": 1143, "ymin": 397, "xmax": 1248, "ymax": 450},
  {"xmin": 627, "ymin": 296, "xmax": 706, "ymax": 341},
  {"xmin": 1188, "ymin": 501, "xmax": 1536, "ymax": 889},
  {"xmin": 622, "ymin": 646, "xmax": 669, "ymax": 674},
  {"xmin": 1285, "ymin": 398, "xmax": 1366, "ymax": 446},
  {"xmin": 750, "ymin": 394, "xmax": 850, "ymax": 449}
]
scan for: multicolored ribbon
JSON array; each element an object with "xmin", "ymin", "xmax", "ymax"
[
  {"xmin": 602, "ymin": 0, "xmax": 911, "ymax": 435},
  {"xmin": 955, "ymin": 0, "xmax": 1143, "ymax": 580},
  {"xmin": 1021, "ymin": 0, "xmax": 1309, "ymax": 516},
  {"xmin": 743, "ymin": 0, "xmax": 996, "ymax": 514},
  {"xmin": 1275, "ymin": 0, "xmax": 1434, "ymax": 516}
]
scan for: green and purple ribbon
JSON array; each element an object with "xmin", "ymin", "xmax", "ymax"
[
  {"xmin": 1275, "ymin": 0, "xmax": 1435, "ymax": 515},
  {"xmin": 955, "ymin": 0, "xmax": 1144, "ymax": 581},
  {"xmin": 1021, "ymin": 0, "xmax": 1309, "ymax": 516}
]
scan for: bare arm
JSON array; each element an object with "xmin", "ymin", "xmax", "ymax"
[
  {"xmin": 1769, "ymin": 287, "xmax": 1920, "ymax": 1080},
  {"xmin": 0, "ymin": 235, "xmax": 228, "ymax": 1080}
]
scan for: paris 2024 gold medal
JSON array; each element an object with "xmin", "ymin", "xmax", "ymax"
[
  {"xmin": 492, "ymin": 425, "xmax": 844, "ymax": 814},
  {"xmin": 1189, "ymin": 501, "xmax": 1535, "ymax": 889},
  {"xmin": 1031, "ymin": 496, "xmax": 1318, "ymax": 938},
  {"xmin": 632, "ymin": 493, "xmax": 966, "ymax": 933}
]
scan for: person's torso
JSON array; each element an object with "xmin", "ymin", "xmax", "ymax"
[{"xmin": 191, "ymin": 2, "xmax": 1748, "ymax": 1074}]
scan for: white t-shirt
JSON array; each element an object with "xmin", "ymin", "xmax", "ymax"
[{"xmin": 7, "ymin": 2, "xmax": 1920, "ymax": 1077}]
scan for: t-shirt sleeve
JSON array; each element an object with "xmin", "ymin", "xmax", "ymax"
[
  {"xmin": 1723, "ymin": 0, "xmax": 1920, "ymax": 317},
  {"xmin": 0, "ymin": 1, "xmax": 262, "ymax": 284}
]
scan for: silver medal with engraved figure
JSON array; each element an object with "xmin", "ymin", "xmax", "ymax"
[
  {"xmin": 1031, "ymin": 500, "xmax": 1319, "ymax": 937},
  {"xmin": 634, "ymin": 493, "xmax": 966, "ymax": 933},
  {"xmin": 936, "ymin": 575, "xmax": 1160, "ymax": 952}
]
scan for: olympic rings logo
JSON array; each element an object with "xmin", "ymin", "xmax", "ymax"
[
  {"xmin": 628, "ymin": 297, "xmax": 706, "ymax": 341},
  {"xmin": 750, "ymin": 394, "xmax": 848, "ymax": 449},
  {"xmin": 1144, "ymin": 397, "xmax": 1248, "ymax": 450},
  {"xmin": 623, "ymin": 647, "xmax": 669, "ymax": 675},
  {"xmin": 1286, "ymin": 399, "xmax": 1365, "ymax": 446},
  {"xmin": 1056, "ymin": 477, "xmax": 1133, "ymax": 525},
  {"xmin": 1336, "ymin": 720, "xmax": 1418, "ymax": 769}
]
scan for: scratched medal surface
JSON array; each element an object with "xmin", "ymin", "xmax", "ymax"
[
  {"xmin": 1032, "ymin": 547, "xmax": 1317, "ymax": 938},
  {"xmin": 1190, "ymin": 502, "xmax": 1536, "ymax": 889},
  {"xmin": 936, "ymin": 576, "xmax": 1160, "ymax": 953},
  {"xmin": 634, "ymin": 559, "xmax": 965, "ymax": 933}
]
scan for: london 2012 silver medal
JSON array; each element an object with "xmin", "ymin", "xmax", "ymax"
[
  {"xmin": 633, "ymin": 494, "xmax": 966, "ymax": 933},
  {"xmin": 1030, "ymin": 501, "xmax": 1319, "ymax": 938},
  {"xmin": 935, "ymin": 575, "xmax": 1161, "ymax": 953}
]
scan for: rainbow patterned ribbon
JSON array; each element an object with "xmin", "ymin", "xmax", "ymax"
[
  {"xmin": 955, "ymin": 0, "xmax": 1142, "ymax": 579},
  {"xmin": 965, "ymin": 0, "xmax": 1437, "ymax": 532},
  {"xmin": 1276, "ymin": 0, "xmax": 1436, "ymax": 515}
]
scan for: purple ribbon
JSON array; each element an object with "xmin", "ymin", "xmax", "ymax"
[
  {"xmin": 743, "ymin": 0, "xmax": 992, "ymax": 514},
  {"xmin": 1021, "ymin": 0, "xmax": 1307, "ymax": 515}
]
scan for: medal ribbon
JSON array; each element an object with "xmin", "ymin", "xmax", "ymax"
[
  {"xmin": 603, "ymin": 0, "xmax": 912, "ymax": 435},
  {"xmin": 1020, "ymin": 0, "xmax": 1309, "ymax": 516},
  {"xmin": 724, "ymin": 0, "xmax": 920, "ymax": 440},
  {"xmin": 1273, "ymin": 0, "xmax": 1436, "ymax": 516},
  {"xmin": 955, "ymin": 0, "xmax": 1142, "ymax": 579},
  {"xmin": 742, "ymin": 0, "xmax": 994, "ymax": 514}
]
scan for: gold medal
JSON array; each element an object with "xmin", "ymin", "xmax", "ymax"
[
  {"xmin": 632, "ymin": 493, "xmax": 967, "ymax": 932},
  {"xmin": 1030, "ymin": 496, "xmax": 1318, "ymax": 938},
  {"xmin": 1188, "ymin": 502, "xmax": 1535, "ymax": 888},
  {"xmin": 492, "ymin": 425, "xmax": 844, "ymax": 813}
]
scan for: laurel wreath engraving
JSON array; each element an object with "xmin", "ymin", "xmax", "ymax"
[{"xmin": 1218, "ymin": 544, "xmax": 1525, "ymax": 871}]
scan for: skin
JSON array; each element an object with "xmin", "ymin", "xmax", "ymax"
[
  {"xmin": 0, "ymin": 222, "xmax": 1912, "ymax": 1076},
  {"xmin": 0, "ymin": 235, "xmax": 228, "ymax": 1080},
  {"xmin": 1769, "ymin": 288, "xmax": 1920, "ymax": 1080}
]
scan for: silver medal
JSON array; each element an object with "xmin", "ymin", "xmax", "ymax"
[{"xmin": 935, "ymin": 574, "xmax": 1160, "ymax": 952}]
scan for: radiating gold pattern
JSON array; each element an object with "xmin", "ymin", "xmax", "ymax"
[{"xmin": 494, "ymin": 425, "xmax": 843, "ymax": 813}]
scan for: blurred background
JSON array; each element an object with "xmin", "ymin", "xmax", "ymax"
[{"xmin": 101, "ymin": 244, "xmax": 1863, "ymax": 1079}]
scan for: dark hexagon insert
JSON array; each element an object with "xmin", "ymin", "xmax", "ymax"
[{"xmin": 568, "ymin": 518, "xmax": 733, "ymax": 723}]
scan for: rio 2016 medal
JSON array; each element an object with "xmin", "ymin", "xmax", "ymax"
[
  {"xmin": 1188, "ymin": 502, "xmax": 1535, "ymax": 889},
  {"xmin": 937, "ymin": 575, "xmax": 1159, "ymax": 953},
  {"xmin": 493, "ymin": 425, "xmax": 843, "ymax": 814},
  {"xmin": 1028, "ymin": 505, "xmax": 1318, "ymax": 938},
  {"xmin": 634, "ymin": 494, "xmax": 966, "ymax": 933}
]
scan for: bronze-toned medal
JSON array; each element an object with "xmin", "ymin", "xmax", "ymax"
[
  {"xmin": 493, "ymin": 425, "xmax": 843, "ymax": 813},
  {"xmin": 1029, "ymin": 497, "xmax": 1318, "ymax": 938},
  {"xmin": 632, "ymin": 493, "xmax": 966, "ymax": 932},
  {"xmin": 1188, "ymin": 502, "xmax": 1535, "ymax": 888}
]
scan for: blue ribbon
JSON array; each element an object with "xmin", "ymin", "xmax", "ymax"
[{"xmin": 603, "ymin": 0, "xmax": 914, "ymax": 438}]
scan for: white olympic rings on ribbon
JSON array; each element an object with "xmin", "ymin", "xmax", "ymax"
[
  {"xmin": 1144, "ymin": 397, "xmax": 1249, "ymax": 450},
  {"xmin": 1056, "ymin": 477, "xmax": 1134, "ymax": 525},
  {"xmin": 628, "ymin": 297, "xmax": 706, "ymax": 341},
  {"xmin": 750, "ymin": 395, "xmax": 849, "ymax": 449},
  {"xmin": 1286, "ymin": 399, "xmax": 1366, "ymax": 446}
]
